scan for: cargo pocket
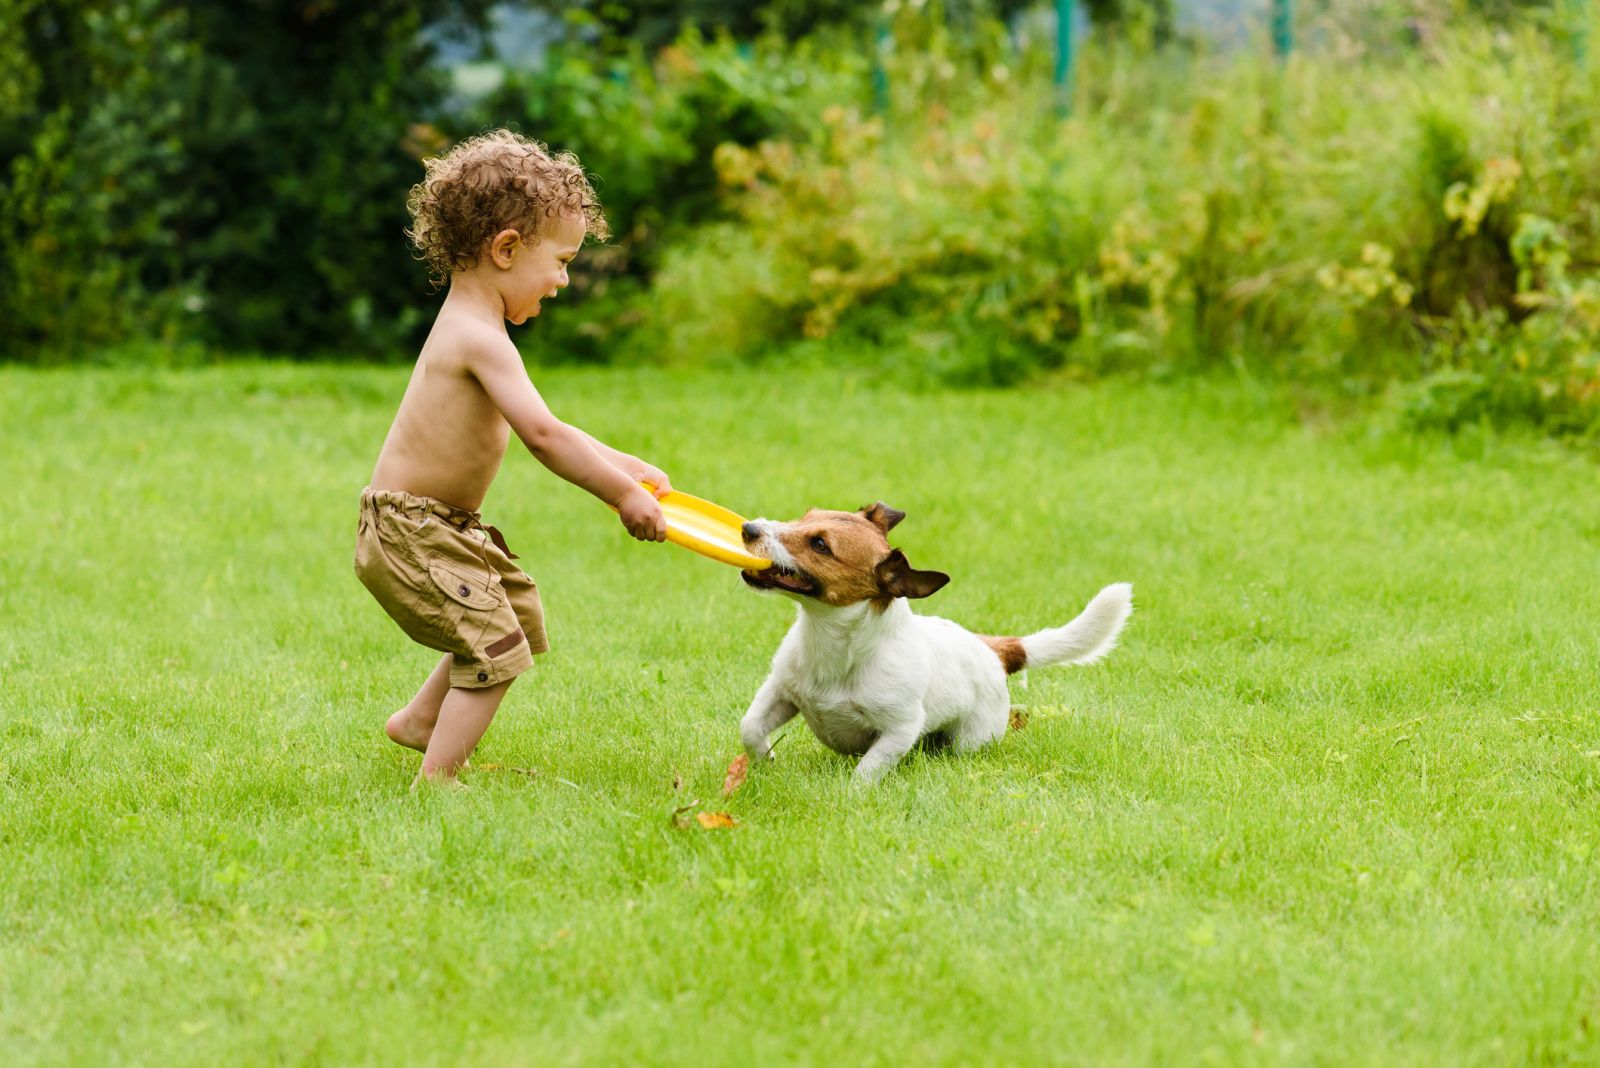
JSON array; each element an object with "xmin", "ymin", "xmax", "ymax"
[
  {"xmin": 422, "ymin": 558, "xmax": 501, "ymax": 652},
  {"xmin": 378, "ymin": 511, "xmax": 434, "ymax": 556}
]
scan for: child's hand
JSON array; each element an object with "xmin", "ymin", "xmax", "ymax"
[
  {"xmin": 618, "ymin": 485, "xmax": 667, "ymax": 542},
  {"xmin": 636, "ymin": 464, "xmax": 673, "ymax": 499}
]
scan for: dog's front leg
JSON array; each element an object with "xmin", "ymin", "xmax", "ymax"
[
  {"xmin": 740, "ymin": 675, "xmax": 798, "ymax": 760},
  {"xmin": 854, "ymin": 703, "xmax": 926, "ymax": 785}
]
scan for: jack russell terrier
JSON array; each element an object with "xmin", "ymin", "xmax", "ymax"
[{"xmin": 738, "ymin": 502, "xmax": 1132, "ymax": 783}]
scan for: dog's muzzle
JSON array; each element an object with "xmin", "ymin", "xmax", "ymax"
[
  {"xmin": 740, "ymin": 563, "xmax": 818, "ymax": 596},
  {"xmin": 740, "ymin": 519, "xmax": 819, "ymax": 596}
]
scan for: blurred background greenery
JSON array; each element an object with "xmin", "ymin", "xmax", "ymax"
[{"xmin": 3, "ymin": 0, "xmax": 1596, "ymax": 436}]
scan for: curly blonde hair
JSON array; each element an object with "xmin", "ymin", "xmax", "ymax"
[{"xmin": 405, "ymin": 129, "xmax": 610, "ymax": 285}]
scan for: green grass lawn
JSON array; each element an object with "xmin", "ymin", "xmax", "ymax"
[{"xmin": 2, "ymin": 362, "xmax": 1597, "ymax": 1066}]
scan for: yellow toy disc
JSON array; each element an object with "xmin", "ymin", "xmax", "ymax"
[{"xmin": 637, "ymin": 486, "xmax": 774, "ymax": 570}]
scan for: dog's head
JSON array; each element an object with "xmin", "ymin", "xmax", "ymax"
[{"xmin": 739, "ymin": 501, "xmax": 949, "ymax": 608}]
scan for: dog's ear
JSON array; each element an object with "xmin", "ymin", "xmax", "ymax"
[
  {"xmin": 859, "ymin": 501, "xmax": 907, "ymax": 534},
  {"xmin": 875, "ymin": 548, "xmax": 949, "ymax": 600}
]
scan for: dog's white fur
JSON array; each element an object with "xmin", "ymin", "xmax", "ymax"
[{"xmin": 739, "ymin": 510, "xmax": 1132, "ymax": 783}]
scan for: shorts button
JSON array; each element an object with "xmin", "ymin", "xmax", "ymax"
[
  {"xmin": 477, "ymin": 671, "xmax": 489, "ymax": 682},
  {"xmin": 458, "ymin": 584, "xmax": 470, "ymax": 597}
]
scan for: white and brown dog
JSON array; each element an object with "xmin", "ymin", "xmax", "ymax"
[{"xmin": 738, "ymin": 502, "xmax": 1132, "ymax": 783}]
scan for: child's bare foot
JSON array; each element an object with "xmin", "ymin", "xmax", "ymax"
[
  {"xmin": 385, "ymin": 709, "xmax": 434, "ymax": 752},
  {"xmin": 411, "ymin": 770, "xmax": 470, "ymax": 791}
]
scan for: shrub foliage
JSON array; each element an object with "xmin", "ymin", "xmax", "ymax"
[
  {"xmin": 3, "ymin": 2, "xmax": 1598, "ymax": 435},
  {"xmin": 0, "ymin": 0, "xmax": 490, "ymax": 357},
  {"xmin": 630, "ymin": 7, "xmax": 1600, "ymax": 435}
]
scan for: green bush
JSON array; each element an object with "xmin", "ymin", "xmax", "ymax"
[
  {"xmin": 0, "ymin": 0, "xmax": 491, "ymax": 360},
  {"xmin": 0, "ymin": 1, "xmax": 884, "ymax": 362},
  {"xmin": 0, "ymin": 2, "xmax": 870, "ymax": 362},
  {"xmin": 623, "ymin": 10, "xmax": 1600, "ymax": 434},
  {"xmin": 0, "ymin": 0, "xmax": 197, "ymax": 354},
  {"xmin": 455, "ymin": 28, "xmax": 875, "ymax": 362},
  {"xmin": 517, "ymin": 0, "xmax": 873, "ymax": 53},
  {"xmin": 6, "ymin": 0, "xmax": 1599, "ymax": 441}
]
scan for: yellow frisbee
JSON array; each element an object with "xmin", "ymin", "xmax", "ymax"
[{"xmin": 634, "ymin": 485, "xmax": 773, "ymax": 570}]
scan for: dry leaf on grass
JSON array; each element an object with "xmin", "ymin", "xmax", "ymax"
[
  {"xmin": 668, "ymin": 774, "xmax": 741, "ymax": 831},
  {"xmin": 1009, "ymin": 708, "xmax": 1029, "ymax": 731},
  {"xmin": 670, "ymin": 801, "xmax": 701, "ymax": 829},
  {"xmin": 722, "ymin": 753, "xmax": 749, "ymax": 797}
]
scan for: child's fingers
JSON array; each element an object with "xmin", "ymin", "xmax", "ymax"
[{"xmin": 627, "ymin": 516, "xmax": 666, "ymax": 542}]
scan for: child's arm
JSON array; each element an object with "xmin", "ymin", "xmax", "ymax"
[
  {"xmin": 580, "ymin": 432, "xmax": 673, "ymax": 499},
  {"xmin": 468, "ymin": 334, "xmax": 666, "ymax": 541}
]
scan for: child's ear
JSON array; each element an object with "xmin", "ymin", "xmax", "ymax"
[{"xmin": 488, "ymin": 228, "xmax": 522, "ymax": 269}]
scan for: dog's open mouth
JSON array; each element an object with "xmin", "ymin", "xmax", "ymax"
[{"xmin": 741, "ymin": 563, "xmax": 818, "ymax": 596}]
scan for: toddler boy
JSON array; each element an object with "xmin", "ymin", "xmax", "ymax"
[{"xmin": 355, "ymin": 129, "xmax": 670, "ymax": 783}]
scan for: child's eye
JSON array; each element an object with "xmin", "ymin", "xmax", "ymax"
[{"xmin": 810, "ymin": 536, "xmax": 830, "ymax": 555}]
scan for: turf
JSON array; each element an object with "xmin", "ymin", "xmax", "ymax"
[{"xmin": 1, "ymin": 363, "xmax": 1597, "ymax": 1066}]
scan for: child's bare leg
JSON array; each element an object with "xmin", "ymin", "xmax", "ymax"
[
  {"xmin": 386, "ymin": 654, "xmax": 452, "ymax": 752},
  {"xmin": 418, "ymin": 678, "xmax": 514, "ymax": 781}
]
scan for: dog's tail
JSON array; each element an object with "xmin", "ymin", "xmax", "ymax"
[{"xmin": 982, "ymin": 583, "xmax": 1133, "ymax": 675}]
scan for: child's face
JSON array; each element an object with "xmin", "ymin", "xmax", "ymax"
[{"xmin": 501, "ymin": 212, "xmax": 586, "ymax": 325}]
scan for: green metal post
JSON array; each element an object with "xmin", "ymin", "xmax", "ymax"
[
  {"xmin": 1271, "ymin": 0, "xmax": 1293, "ymax": 61},
  {"xmin": 1055, "ymin": 0, "xmax": 1075, "ymax": 115},
  {"xmin": 873, "ymin": 16, "xmax": 890, "ymax": 114}
]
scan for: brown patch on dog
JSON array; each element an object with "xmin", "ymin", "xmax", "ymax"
[
  {"xmin": 757, "ymin": 509, "xmax": 950, "ymax": 608},
  {"xmin": 981, "ymin": 635, "xmax": 1028, "ymax": 675},
  {"xmin": 773, "ymin": 510, "xmax": 894, "ymax": 606}
]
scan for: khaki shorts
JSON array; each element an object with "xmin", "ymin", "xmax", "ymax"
[{"xmin": 354, "ymin": 487, "xmax": 548, "ymax": 688}]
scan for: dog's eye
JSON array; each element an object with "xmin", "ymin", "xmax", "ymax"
[{"xmin": 810, "ymin": 535, "xmax": 831, "ymax": 555}]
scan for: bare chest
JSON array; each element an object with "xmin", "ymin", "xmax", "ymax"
[{"xmin": 375, "ymin": 359, "xmax": 510, "ymax": 509}]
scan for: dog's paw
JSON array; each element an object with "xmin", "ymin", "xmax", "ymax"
[
  {"xmin": 852, "ymin": 763, "xmax": 890, "ymax": 787},
  {"xmin": 740, "ymin": 729, "xmax": 775, "ymax": 761}
]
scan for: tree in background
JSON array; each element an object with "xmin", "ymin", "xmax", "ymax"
[
  {"xmin": 1, "ymin": 0, "xmax": 197, "ymax": 353},
  {"xmin": 1079, "ymin": 0, "xmax": 1175, "ymax": 42},
  {"xmin": 0, "ymin": 0, "xmax": 489, "ymax": 358},
  {"xmin": 178, "ymin": 0, "xmax": 489, "ymax": 353},
  {"xmin": 524, "ymin": 0, "xmax": 871, "ymax": 51},
  {"xmin": 5, "ymin": 0, "xmax": 1565, "ymax": 361}
]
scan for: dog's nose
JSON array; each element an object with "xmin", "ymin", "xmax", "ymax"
[{"xmin": 740, "ymin": 521, "xmax": 761, "ymax": 542}]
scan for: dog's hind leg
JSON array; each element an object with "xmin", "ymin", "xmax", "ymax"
[
  {"xmin": 948, "ymin": 703, "xmax": 1008, "ymax": 754},
  {"xmin": 741, "ymin": 676, "xmax": 799, "ymax": 760}
]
